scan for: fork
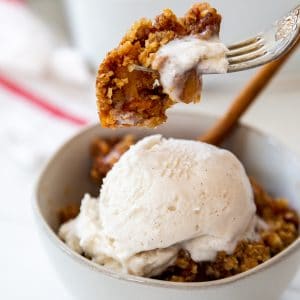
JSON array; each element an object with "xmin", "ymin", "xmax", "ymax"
[
  {"xmin": 134, "ymin": 5, "xmax": 300, "ymax": 74},
  {"xmin": 227, "ymin": 4, "xmax": 300, "ymax": 72}
]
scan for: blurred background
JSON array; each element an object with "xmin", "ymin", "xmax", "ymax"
[{"xmin": 0, "ymin": 0, "xmax": 299, "ymax": 299}]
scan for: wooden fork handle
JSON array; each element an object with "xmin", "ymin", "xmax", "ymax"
[{"xmin": 200, "ymin": 37, "xmax": 300, "ymax": 145}]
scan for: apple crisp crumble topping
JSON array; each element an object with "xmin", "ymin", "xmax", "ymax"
[
  {"xmin": 96, "ymin": 3, "xmax": 222, "ymax": 128},
  {"xmin": 90, "ymin": 134, "xmax": 136, "ymax": 182}
]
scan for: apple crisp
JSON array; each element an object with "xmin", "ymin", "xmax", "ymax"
[
  {"xmin": 96, "ymin": 3, "xmax": 222, "ymax": 128},
  {"xmin": 58, "ymin": 135, "xmax": 300, "ymax": 282}
]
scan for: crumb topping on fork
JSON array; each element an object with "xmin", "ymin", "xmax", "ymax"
[{"xmin": 96, "ymin": 3, "xmax": 221, "ymax": 128}]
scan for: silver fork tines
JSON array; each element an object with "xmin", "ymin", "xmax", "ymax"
[
  {"xmin": 227, "ymin": 5, "xmax": 300, "ymax": 72},
  {"xmin": 226, "ymin": 37, "xmax": 264, "ymax": 56}
]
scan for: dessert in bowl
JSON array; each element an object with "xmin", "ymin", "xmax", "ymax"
[
  {"xmin": 34, "ymin": 2, "xmax": 299, "ymax": 299},
  {"xmin": 33, "ymin": 112, "xmax": 300, "ymax": 300}
]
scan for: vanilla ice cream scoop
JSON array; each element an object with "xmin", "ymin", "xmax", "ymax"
[{"xmin": 59, "ymin": 135, "xmax": 257, "ymax": 277}]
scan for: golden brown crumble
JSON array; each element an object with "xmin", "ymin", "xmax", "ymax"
[
  {"xmin": 90, "ymin": 134, "xmax": 135, "ymax": 182},
  {"xmin": 58, "ymin": 204, "xmax": 80, "ymax": 225},
  {"xmin": 96, "ymin": 3, "xmax": 221, "ymax": 128},
  {"xmin": 60, "ymin": 136, "xmax": 299, "ymax": 282}
]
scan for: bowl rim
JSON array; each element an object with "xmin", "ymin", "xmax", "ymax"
[{"xmin": 33, "ymin": 111, "xmax": 300, "ymax": 290}]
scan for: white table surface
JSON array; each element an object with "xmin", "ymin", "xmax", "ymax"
[{"xmin": 0, "ymin": 69, "xmax": 299, "ymax": 299}]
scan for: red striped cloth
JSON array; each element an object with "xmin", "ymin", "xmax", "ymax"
[
  {"xmin": 0, "ymin": 74, "xmax": 89, "ymax": 126},
  {"xmin": 0, "ymin": 0, "xmax": 90, "ymax": 126}
]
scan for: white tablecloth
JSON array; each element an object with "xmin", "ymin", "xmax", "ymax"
[{"xmin": 0, "ymin": 71, "xmax": 299, "ymax": 299}]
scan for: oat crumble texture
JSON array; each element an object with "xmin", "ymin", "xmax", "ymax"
[{"xmin": 96, "ymin": 3, "xmax": 221, "ymax": 128}]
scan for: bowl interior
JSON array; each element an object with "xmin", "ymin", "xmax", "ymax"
[{"xmin": 36, "ymin": 112, "xmax": 300, "ymax": 235}]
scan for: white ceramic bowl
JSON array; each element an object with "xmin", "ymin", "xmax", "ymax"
[{"xmin": 33, "ymin": 112, "xmax": 300, "ymax": 300}]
